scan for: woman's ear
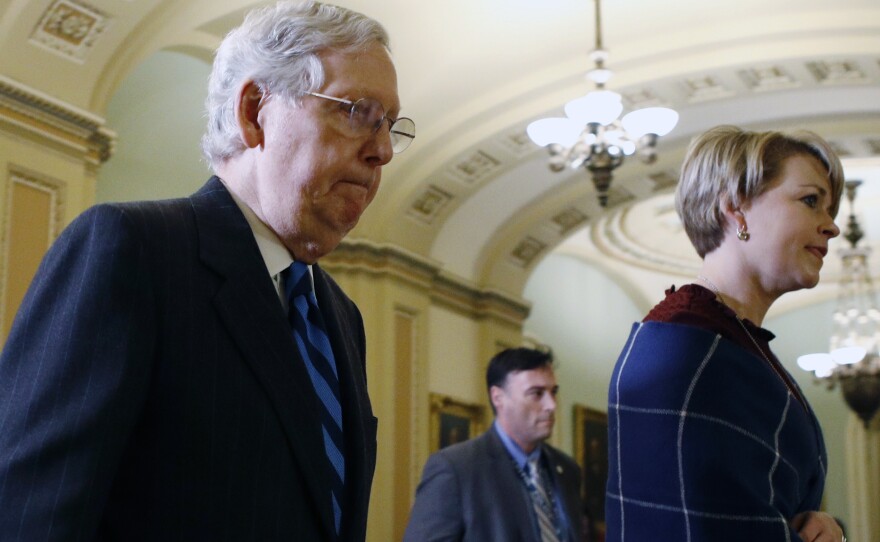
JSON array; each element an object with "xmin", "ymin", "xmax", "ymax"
[
  {"xmin": 720, "ymin": 196, "xmax": 747, "ymax": 235},
  {"xmin": 235, "ymin": 80, "xmax": 266, "ymax": 149}
]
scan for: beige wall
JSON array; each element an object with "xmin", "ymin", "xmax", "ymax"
[
  {"xmin": 321, "ymin": 240, "xmax": 528, "ymax": 541},
  {"xmin": 846, "ymin": 414, "xmax": 880, "ymax": 541},
  {"xmin": 0, "ymin": 77, "xmax": 112, "ymax": 344},
  {"xmin": 3, "ymin": 179, "xmax": 52, "ymax": 339}
]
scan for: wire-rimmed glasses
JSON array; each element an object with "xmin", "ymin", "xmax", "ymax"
[{"xmin": 307, "ymin": 92, "xmax": 415, "ymax": 153}]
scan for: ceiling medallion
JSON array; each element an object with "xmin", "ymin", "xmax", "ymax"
[{"xmin": 29, "ymin": 0, "xmax": 111, "ymax": 63}]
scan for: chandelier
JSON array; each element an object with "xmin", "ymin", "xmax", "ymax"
[
  {"xmin": 526, "ymin": 0, "xmax": 678, "ymax": 207},
  {"xmin": 797, "ymin": 180, "xmax": 880, "ymax": 428}
]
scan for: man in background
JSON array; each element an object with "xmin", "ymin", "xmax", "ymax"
[
  {"xmin": 0, "ymin": 1, "xmax": 414, "ymax": 540},
  {"xmin": 404, "ymin": 348, "xmax": 585, "ymax": 542}
]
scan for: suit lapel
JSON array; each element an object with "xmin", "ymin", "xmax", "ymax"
[
  {"xmin": 544, "ymin": 447, "xmax": 581, "ymax": 542},
  {"xmin": 190, "ymin": 178, "xmax": 336, "ymax": 538},
  {"xmin": 484, "ymin": 429, "xmax": 540, "ymax": 536}
]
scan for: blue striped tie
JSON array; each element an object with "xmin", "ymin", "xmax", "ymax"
[{"xmin": 284, "ymin": 262, "xmax": 345, "ymax": 535}]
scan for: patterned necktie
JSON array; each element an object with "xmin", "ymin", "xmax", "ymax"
[
  {"xmin": 527, "ymin": 456, "xmax": 562, "ymax": 542},
  {"xmin": 284, "ymin": 261, "xmax": 345, "ymax": 535}
]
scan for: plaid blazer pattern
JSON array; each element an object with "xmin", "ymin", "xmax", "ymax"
[{"xmin": 606, "ymin": 322, "xmax": 827, "ymax": 542}]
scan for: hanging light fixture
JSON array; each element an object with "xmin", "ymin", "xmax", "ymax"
[
  {"xmin": 527, "ymin": 0, "xmax": 678, "ymax": 207},
  {"xmin": 797, "ymin": 180, "xmax": 880, "ymax": 428}
]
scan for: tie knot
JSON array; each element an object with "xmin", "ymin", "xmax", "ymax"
[
  {"xmin": 528, "ymin": 456, "xmax": 541, "ymax": 480},
  {"xmin": 284, "ymin": 261, "xmax": 312, "ymax": 301}
]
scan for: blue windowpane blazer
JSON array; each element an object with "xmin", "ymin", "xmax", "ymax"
[{"xmin": 606, "ymin": 322, "xmax": 827, "ymax": 542}]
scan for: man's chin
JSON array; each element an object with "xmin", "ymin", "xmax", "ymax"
[
  {"xmin": 324, "ymin": 205, "xmax": 363, "ymax": 238},
  {"xmin": 295, "ymin": 234, "xmax": 346, "ymax": 263}
]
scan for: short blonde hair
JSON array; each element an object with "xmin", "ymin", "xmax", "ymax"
[{"xmin": 676, "ymin": 125, "xmax": 844, "ymax": 258}]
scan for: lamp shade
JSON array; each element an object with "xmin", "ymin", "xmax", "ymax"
[
  {"xmin": 564, "ymin": 90, "xmax": 622, "ymax": 125},
  {"xmin": 797, "ymin": 352, "xmax": 834, "ymax": 372},
  {"xmin": 526, "ymin": 117, "xmax": 582, "ymax": 147},
  {"xmin": 831, "ymin": 345, "xmax": 868, "ymax": 365},
  {"xmin": 598, "ymin": 129, "xmax": 633, "ymax": 155},
  {"xmin": 621, "ymin": 106, "xmax": 679, "ymax": 137}
]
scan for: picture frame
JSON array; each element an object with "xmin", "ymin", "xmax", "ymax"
[
  {"xmin": 429, "ymin": 393, "xmax": 486, "ymax": 452},
  {"xmin": 573, "ymin": 404, "xmax": 609, "ymax": 540}
]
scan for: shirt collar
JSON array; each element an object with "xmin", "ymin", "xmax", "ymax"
[
  {"xmin": 222, "ymin": 180, "xmax": 306, "ymax": 278},
  {"xmin": 493, "ymin": 421, "xmax": 542, "ymax": 470}
]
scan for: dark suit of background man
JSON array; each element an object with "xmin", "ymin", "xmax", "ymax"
[
  {"xmin": 0, "ymin": 1, "xmax": 416, "ymax": 540},
  {"xmin": 404, "ymin": 348, "xmax": 585, "ymax": 542}
]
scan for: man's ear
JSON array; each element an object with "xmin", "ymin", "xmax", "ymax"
[
  {"xmin": 235, "ymin": 80, "xmax": 266, "ymax": 149},
  {"xmin": 489, "ymin": 385, "xmax": 503, "ymax": 412}
]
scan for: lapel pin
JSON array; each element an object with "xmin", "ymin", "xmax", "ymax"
[{"xmin": 556, "ymin": 465, "xmax": 563, "ymax": 474}]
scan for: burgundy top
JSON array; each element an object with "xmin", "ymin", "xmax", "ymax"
[{"xmin": 644, "ymin": 283, "xmax": 806, "ymax": 408}]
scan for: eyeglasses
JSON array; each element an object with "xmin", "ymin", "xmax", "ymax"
[{"xmin": 307, "ymin": 92, "xmax": 415, "ymax": 153}]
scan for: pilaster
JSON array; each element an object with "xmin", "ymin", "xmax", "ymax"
[
  {"xmin": 0, "ymin": 75, "xmax": 114, "ymax": 343},
  {"xmin": 321, "ymin": 238, "xmax": 530, "ymax": 542}
]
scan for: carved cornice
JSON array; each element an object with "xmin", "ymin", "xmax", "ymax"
[
  {"xmin": 322, "ymin": 238, "xmax": 531, "ymax": 325},
  {"xmin": 0, "ymin": 75, "xmax": 115, "ymax": 165},
  {"xmin": 432, "ymin": 270, "xmax": 531, "ymax": 326},
  {"xmin": 321, "ymin": 237, "xmax": 439, "ymax": 287}
]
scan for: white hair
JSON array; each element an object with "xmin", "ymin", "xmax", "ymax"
[{"xmin": 201, "ymin": 0, "xmax": 390, "ymax": 166}]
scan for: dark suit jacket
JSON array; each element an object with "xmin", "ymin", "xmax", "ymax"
[
  {"xmin": 403, "ymin": 427, "xmax": 585, "ymax": 542},
  {"xmin": 0, "ymin": 177, "xmax": 377, "ymax": 541}
]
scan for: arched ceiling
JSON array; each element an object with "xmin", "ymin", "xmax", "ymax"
[{"xmin": 4, "ymin": 0, "xmax": 879, "ymax": 304}]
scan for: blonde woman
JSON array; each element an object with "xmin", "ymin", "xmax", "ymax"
[{"xmin": 607, "ymin": 126, "xmax": 846, "ymax": 542}]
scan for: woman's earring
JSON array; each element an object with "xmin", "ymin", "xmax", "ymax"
[{"xmin": 737, "ymin": 223, "xmax": 750, "ymax": 241}]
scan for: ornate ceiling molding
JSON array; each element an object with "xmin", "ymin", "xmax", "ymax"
[
  {"xmin": 29, "ymin": 0, "xmax": 111, "ymax": 64},
  {"xmin": 0, "ymin": 75, "xmax": 115, "ymax": 165},
  {"xmin": 322, "ymin": 238, "xmax": 530, "ymax": 325},
  {"xmin": 413, "ymin": 54, "xmax": 880, "ymax": 241}
]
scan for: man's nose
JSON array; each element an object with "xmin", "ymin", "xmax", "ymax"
[{"xmin": 364, "ymin": 121, "xmax": 394, "ymax": 166}]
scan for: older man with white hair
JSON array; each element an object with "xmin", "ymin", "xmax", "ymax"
[{"xmin": 0, "ymin": 2, "xmax": 414, "ymax": 540}]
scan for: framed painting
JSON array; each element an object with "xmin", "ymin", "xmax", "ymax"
[
  {"xmin": 573, "ymin": 404, "xmax": 608, "ymax": 540},
  {"xmin": 429, "ymin": 393, "xmax": 485, "ymax": 452}
]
